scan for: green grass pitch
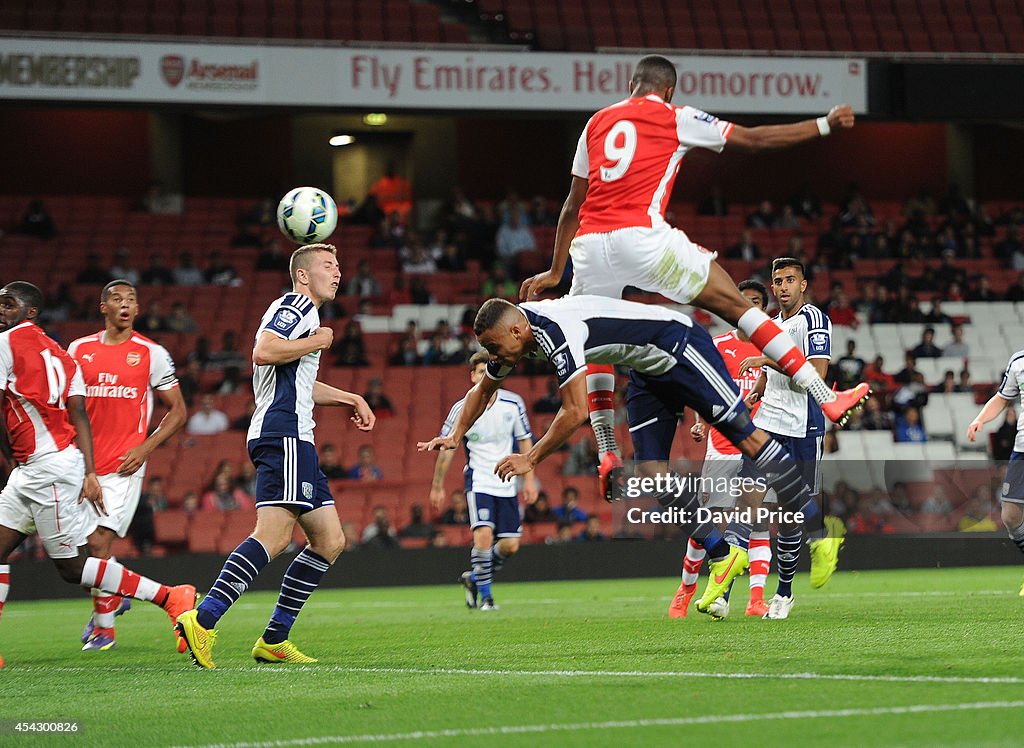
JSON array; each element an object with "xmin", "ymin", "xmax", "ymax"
[{"xmin": 2, "ymin": 567, "xmax": 1024, "ymax": 747}]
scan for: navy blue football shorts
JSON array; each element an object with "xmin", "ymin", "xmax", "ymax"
[{"xmin": 248, "ymin": 436, "xmax": 333, "ymax": 513}]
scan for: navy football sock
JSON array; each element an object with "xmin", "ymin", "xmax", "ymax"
[{"xmin": 197, "ymin": 536, "xmax": 271, "ymax": 630}]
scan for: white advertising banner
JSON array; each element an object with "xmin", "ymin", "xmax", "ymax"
[{"xmin": 0, "ymin": 39, "xmax": 867, "ymax": 114}]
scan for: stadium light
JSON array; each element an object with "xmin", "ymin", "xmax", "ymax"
[
  {"xmin": 363, "ymin": 113, "xmax": 388, "ymax": 126},
  {"xmin": 329, "ymin": 134, "xmax": 355, "ymax": 147}
]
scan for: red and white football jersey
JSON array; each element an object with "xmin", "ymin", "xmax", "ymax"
[
  {"xmin": 572, "ymin": 94, "xmax": 733, "ymax": 236},
  {"xmin": 708, "ymin": 330, "xmax": 762, "ymax": 456},
  {"xmin": 0, "ymin": 322, "xmax": 85, "ymax": 463},
  {"xmin": 67, "ymin": 331, "xmax": 178, "ymax": 475}
]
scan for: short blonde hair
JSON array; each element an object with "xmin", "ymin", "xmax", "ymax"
[{"xmin": 289, "ymin": 243, "xmax": 337, "ymax": 283}]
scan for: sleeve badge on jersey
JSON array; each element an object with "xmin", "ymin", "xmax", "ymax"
[
  {"xmin": 126, "ymin": 352, "xmax": 141, "ymax": 366},
  {"xmin": 553, "ymin": 351, "xmax": 569, "ymax": 378},
  {"xmin": 274, "ymin": 308, "xmax": 298, "ymax": 330},
  {"xmin": 809, "ymin": 332, "xmax": 829, "ymax": 352}
]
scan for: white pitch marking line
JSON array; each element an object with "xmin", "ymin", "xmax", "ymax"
[
  {"xmin": 177, "ymin": 700, "xmax": 1024, "ymax": 748},
  {"xmin": 11, "ymin": 664, "xmax": 1024, "ymax": 685}
]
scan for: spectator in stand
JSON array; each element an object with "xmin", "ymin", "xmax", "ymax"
[
  {"xmin": 788, "ymin": 182, "xmax": 822, "ymax": 221},
  {"xmin": 547, "ymin": 520, "xmax": 577, "ymax": 545},
  {"xmin": 746, "ymin": 199, "xmax": 776, "ymax": 228},
  {"xmin": 109, "ymin": 248, "xmax": 140, "ymax": 285},
  {"xmin": 894, "ymin": 406, "xmax": 927, "ymax": 443},
  {"xmin": 386, "ymin": 275, "xmax": 412, "ymax": 306},
  {"xmin": 235, "ymin": 461, "xmax": 257, "ymax": 502},
  {"xmin": 215, "ymin": 367, "xmax": 245, "ymax": 395},
  {"xmin": 577, "ymin": 515, "xmax": 607, "ymax": 542},
  {"xmin": 859, "ymin": 396, "xmax": 894, "ymax": 431},
  {"xmin": 16, "ymin": 198, "xmax": 56, "ymax": 239},
  {"xmin": 347, "ymin": 444, "xmax": 383, "ymax": 481},
  {"xmin": 204, "ymin": 251, "xmax": 239, "ymax": 286},
  {"xmin": 439, "ymin": 490, "xmax": 470, "ymax": 525},
  {"xmin": 165, "ymin": 302, "xmax": 197, "ymax": 333},
  {"xmin": 188, "ymin": 336, "xmax": 211, "ymax": 369},
  {"xmin": 934, "ymin": 370, "xmax": 958, "ymax": 394},
  {"xmin": 533, "ymin": 378, "xmax": 562, "ymax": 414},
  {"xmin": 523, "ymin": 491, "xmax": 555, "ymax": 523},
  {"xmin": 181, "ymin": 490, "xmax": 200, "ymax": 515},
  {"xmin": 362, "ymin": 378, "xmax": 394, "ymax": 418},
  {"xmin": 173, "ymin": 252, "xmax": 205, "ymax": 286},
  {"xmin": 140, "ymin": 252, "xmax": 175, "ymax": 285},
  {"xmin": 956, "ymin": 368, "xmax": 973, "ymax": 393},
  {"xmin": 209, "ymin": 330, "xmax": 247, "ymax": 371},
  {"xmin": 957, "ymin": 486, "xmax": 998, "ymax": 532},
  {"xmin": 827, "ymin": 289, "xmax": 859, "ymax": 328},
  {"xmin": 178, "ymin": 359, "xmax": 202, "ymax": 408},
  {"xmin": 201, "ymin": 472, "xmax": 255, "ymax": 511},
  {"xmin": 943, "ymin": 323, "xmax": 970, "ymax": 358},
  {"xmin": 910, "ymin": 327, "xmax": 942, "ymax": 359},
  {"xmin": 408, "ymin": 276, "xmax": 433, "ymax": 305},
  {"xmin": 894, "ymin": 353, "xmax": 922, "ymax": 384},
  {"xmin": 899, "ymin": 295, "xmax": 927, "ymax": 324},
  {"xmin": 839, "ymin": 184, "xmax": 874, "ymax": 227},
  {"xmin": 436, "ymin": 242, "xmax": 467, "ymax": 272},
  {"xmin": 945, "ymin": 282, "xmax": 965, "ymax": 302},
  {"xmin": 241, "ymin": 196, "xmax": 276, "ymax": 228},
  {"xmin": 528, "ymin": 195, "xmax": 557, "ymax": 226},
  {"xmin": 361, "ymin": 505, "xmax": 399, "ymax": 548},
  {"xmin": 480, "ymin": 263, "xmax": 518, "ymax": 300},
  {"xmin": 697, "ymin": 185, "xmax": 729, "ymax": 216},
  {"xmin": 495, "ymin": 206, "xmax": 537, "ymax": 267},
  {"xmin": 334, "ymin": 320, "xmax": 369, "ymax": 367},
  {"xmin": 998, "ymin": 226, "xmax": 1024, "ymax": 267},
  {"xmin": 1007, "ymin": 273, "xmax": 1024, "ymax": 302},
  {"xmin": 346, "ymin": 259, "xmax": 382, "ymax": 298},
  {"xmin": 563, "ymin": 433, "xmax": 598, "ymax": 476},
  {"xmin": 923, "ymin": 300, "xmax": 952, "ymax": 325},
  {"xmin": 552, "ymin": 487, "xmax": 588, "ymax": 523},
  {"xmin": 141, "ymin": 476, "xmax": 169, "ymax": 514},
  {"xmin": 776, "ymin": 204, "xmax": 802, "ymax": 229},
  {"xmin": 904, "ymin": 186, "xmax": 937, "ymax": 219},
  {"xmin": 38, "ymin": 282, "xmax": 77, "ymax": 325},
  {"xmin": 186, "ymin": 394, "xmax": 229, "ymax": 435},
  {"xmin": 968, "ymin": 276, "xmax": 997, "ymax": 302},
  {"xmin": 420, "ymin": 334, "xmax": 448, "ymax": 365},
  {"xmin": 992, "ymin": 407, "xmax": 1019, "ymax": 462},
  {"xmin": 389, "ymin": 335, "xmax": 420, "ymax": 367},
  {"xmin": 350, "ymin": 193, "xmax": 386, "ymax": 227},
  {"xmin": 400, "ymin": 504, "xmax": 436, "ymax": 539},
  {"xmin": 231, "ymin": 400, "xmax": 256, "ymax": 432},
  {"xmin": 867, "ymin": 286, "xmax": 900, "ymax": 324},
  {"xmin": 401, "ymin": 244, "xmax": 438, "ymax": 274},
  {"xmin": 727, "ymin": 230, "xmax": 760, "ymax": 261},
  {"xmin": 77, "ymin": 253, "xmax": 113, "ymax": 285},
  {"xmin": 256, "ymin": 238, "xmax": 290, "ymax": 273},
  {"xmin": 834, "ymin": 340, "xmax": 866, "ymax": 391},
  {"xmin": 368, "ymin": 162, "xmax": 413, "ymax": 221},
  {"xmin": 137, "ymin": 299, "xmax": 168, "ymax": 334},
  {"xmin": 892, "ymin": 372, "xmax": 930, "ymax": 414}
]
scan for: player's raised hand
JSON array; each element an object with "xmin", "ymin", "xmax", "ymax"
[
  {"xmin": 744, "ymin": 391, "xmax": 761, "ymax": 409},
  {"xmin": 966, "ymin": 420, "xmax": 982, "ymax": 442},
  {"xmin": 350, "ymin": 396, "xmax": 375, "ymax": 432},
  {"xmin": 81, "ymin": 472, "xmax": 106, "ymax": 516},
  {"xmin": 495, "ymin": 453, "xmax": 535, "ymax": 481},
  {"xmin": 827, "ymin": 104, "xmax": 855, "ymax": 131},
  {"xmin": 690, "ymin": 421, "xmax": 706, "ymax": 443},
  {"xmin": 311, "ymin": 326, "xmax": 334, "ymax": 350},
  {"xmin": 418, "ymin": 435, "xmax": 457, "ymax": 452},
  {"xmin": 116, "ymin": 445, "xmax": 149, "ymax": 476},
  {"xmin": 519, "ymin": 270, "xmax": 560, "ymax": 301}
]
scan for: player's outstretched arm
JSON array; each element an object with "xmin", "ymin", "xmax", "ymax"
[
  {"xmin": 117, "ymin": 387, "xmax": 187, "ymax": 476},
  {"xmin": 516, "ymin": 436, "xmax": 540, "ymax": 504},
  {"xmin": 967, "ymin": 393, "xmax": 1011, "ymax": 442},
  {"xmin": 496, "ymin": 374, "xmax": 589, "ymax": 480},
  {"xmin": 429, "ymin": 449, "xmax": 455, "ymax": 511},
  {"xmin": 520, "ymin": 176, "xmax": 588, "ymax": 301},
  {"xmin": 67, "ymin": 395, "xmax": 105, "ymax": 516},
  {"xmin": 312, "ymin": 380, "xmax": 375, "ymax": 431},
  {"xmin": 252, "ymin": 328, "xmax": 334, "ymax": 367},
  {"xmin": 419, "ymin": 377, "xmax": 501, "ymax": 451},
  {"xmin": 726, "ymin": 105, "xmax": 854, "ymax": 153}
]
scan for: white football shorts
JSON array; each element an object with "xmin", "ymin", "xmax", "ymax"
[
  {"xmin": 568, "ymin": 224, "xmax": 717, "ymax": 304},
  {"xmin": 81, "ymin": 471, "xmax": 145, "ymax": 539},
  {"xmin": 0, "ymin": 446, "xmax": 88, "ymax": 559}
]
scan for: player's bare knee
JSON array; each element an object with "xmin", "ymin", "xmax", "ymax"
[
  {"xmin": 1003, "ymin": 502, "xmax": 1024, "ymax": 534},
  {"xmin": 473, "ymin": 527, "xmax": 494, "ymax": 549},
  {"xmin": 309, "ymin": 535, "xmax": 343, "ymax": 563},
  {"xmin": 55, "ymin": 556, "xmax": 85, "ymax": 584},
  {"xmin": 499, "ymin": 538, "xmax": 520, "ymax": 555},
  {"xmin": 86, "ymin": 528, "xmax": 115, "ymax": 559}
]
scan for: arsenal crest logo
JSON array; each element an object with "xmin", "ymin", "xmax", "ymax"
[
  {"xmin": 126, "ymin": 352, "xmax": 141, "ymax": 367},
  {"xmin": 161, "ymin": 55, "xmax": 185, "ymax": 87}
]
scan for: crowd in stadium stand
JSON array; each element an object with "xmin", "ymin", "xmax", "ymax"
[{"xmin": 4, "ymin": 179, "xmax": 1023, "ymax": 558}]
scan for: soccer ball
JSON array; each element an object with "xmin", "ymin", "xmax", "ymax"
[{"xmin": 276, "ymin": 187, "xmax": 338, "ymax": 245}]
